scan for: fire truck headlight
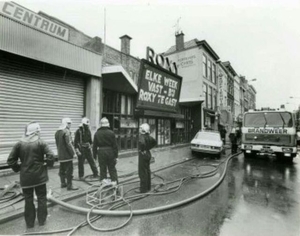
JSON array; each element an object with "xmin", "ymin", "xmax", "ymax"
[
  {"xmin": 244, "ymin": 145, "xmax": 253, "ymax": 150},
  {"xmin": 282, "ymin": 148, "xmax": 293, "ymax": 153}
]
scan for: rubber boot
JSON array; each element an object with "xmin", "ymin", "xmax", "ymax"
[
  {"xmin": 60, "ymin": 176, "xmax": 67, "ymax": 188},
  {"xmin": 67, "ymin": 177, "xmax": 78, "ymax": 191}
]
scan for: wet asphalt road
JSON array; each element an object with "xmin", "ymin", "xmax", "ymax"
[{"xmin": 1, "ymin": 150, "xmax": 300, "ymax": 236}]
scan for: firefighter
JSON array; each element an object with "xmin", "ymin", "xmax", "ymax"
[
  {"xmin": 229, "ymin": 128, "xmax": 238, "ymax": 154},
  {"xmin": 136, "ymin": 123, "xmax": 157, "ymax": 193},
  {"xmin": 7, "ymin": 122, "xmax": 54, "ymax": 228},
  {"xmin": 220, "ymin": 126, "xmax": 227, "ymax": 145},
  {"xmin": 93, "ymin": 117, "xmax": 119, "ymax": 185},
  {"xmin": 55, "ymin": 118, "xmax": 78, "ymax": 190},
  {"xmin": 74, "ymin": 117, "xmax": 99, "ymax": 180}
]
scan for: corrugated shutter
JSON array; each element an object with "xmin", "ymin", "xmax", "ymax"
[{"xmin": 0, "ymin": 52, "xmax": 85, "ymax": 164}]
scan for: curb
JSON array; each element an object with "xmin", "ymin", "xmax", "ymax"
[{"xmin": 0, "ymin": 144, "xmax": 191, "ymax": 224}]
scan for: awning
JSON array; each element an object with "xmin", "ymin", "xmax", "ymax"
[
  {"xmin": 135, "ymin": 109, "xmax": 184, "ymax": 119},
  {"xmin": 102, "ymin": 65, "xmax": 138, "ymax": 94},
  {"xmin": 179, "ymin": 96, "xmax": 204, "ymax": 107}
]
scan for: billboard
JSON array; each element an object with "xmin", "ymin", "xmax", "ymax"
[{"xmin": 137, "ymin": 59, "xmax": 182, "ymax": 113}]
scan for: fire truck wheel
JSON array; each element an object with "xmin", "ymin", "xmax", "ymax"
[{"xmin": 243, "ymin": 151, "xmax": 253, "ymax": 159}]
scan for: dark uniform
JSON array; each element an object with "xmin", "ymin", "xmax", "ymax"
[
  {"xmin": 220, "ymin": 127, "xmax": 227, "ymax": 144},
  {"xmin": 55, "ymin": 127, "xmax": 77, "ymax": 190},
  {"xmin": 229, "ymin": 131, "xmax": 238, "ymax": 154},
  {"xmin": 74, "ymin": 125, "xmax": 98, "ymax": 178},
  {"xmin": 7, "ymin": 134, "xmax": 54, "ymax": 228},
  {"xmin": 138, "ymin": 133, "xmax": 157, "ymax": 193},
  {"xmin": 93, "ymin": 127, "xmax": 118, "ymax": 183}
]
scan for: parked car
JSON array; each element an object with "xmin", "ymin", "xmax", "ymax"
[{"xmin": 191, "ymin": 130, "xmax": 223, "ymax": 157}]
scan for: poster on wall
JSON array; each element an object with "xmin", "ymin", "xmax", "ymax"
[{"xmin": 136, "ymin": 59, "xmax": 182, "ymax": 113}]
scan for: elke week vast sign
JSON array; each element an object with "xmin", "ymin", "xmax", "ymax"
[
  {"xmin": 137, "ymin": 59, "xmax": 182, "ymax": 113},
  {"xmin": 0, "ymin": 2, "xmax": 69, "ymax": 41}
]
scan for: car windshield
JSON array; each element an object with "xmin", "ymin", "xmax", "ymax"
[
  {"xmin": 244, "ymin": 112, "xmax": 293, "ymax": 127},
  {"xmin": 195, "ymin": 132, "xmax": 221, "ymax": 141}
]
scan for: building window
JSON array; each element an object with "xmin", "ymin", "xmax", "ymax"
[
  {"xmin": 203, "ymin": 83, "xmax": 207, "ymax": 108},
  {"xmin": 208, "ymin": 86, "xmax": 212, "ymax": 109},
  {"xmin": 202, "ymin": 54, "xmax": 207, "ymax": 77},
  {"xmin": 213, "ymin": 89, "xmax": 217, "ymax": 110},
  {"xmin": 212, "ymin": 64, "xmax": 216, "ymax": 84},
  {"xmin": 121, "ymin": 95, "xmax": 126, "ymax": 114},
  {"xmin": 208, "ymin": 60, "xmax": 212, "ymax": 81}
]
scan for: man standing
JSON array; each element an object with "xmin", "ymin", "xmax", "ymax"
[
  {"xmin": 229, "ymin": 128, "xmax": 238, "ymax": 154},
  {"xmin": 137, "ymin": 123, "xmax": 157, "ymax": 193},
  {"xmin": 220, "ymin": 126, "xmax": 227, "ymax": 145},
  {"xmin": 55, "ymin": 118, "xmax": 78, "ymax": 190},
  {"xmin": 74, "ymin": 117, "xmax": 99, "ymax": 180},
  {"xmin": 7, "ymin": 122, "xmax": 54, "ymax": 228},
  {"xmin": 93, "ymin": 117, "xmax": 119, "ymax": 185}
]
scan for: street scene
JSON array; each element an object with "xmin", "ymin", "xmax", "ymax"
[{"xmin": 0, "ymin": 0, "xmax": 300, "ymax": 236}]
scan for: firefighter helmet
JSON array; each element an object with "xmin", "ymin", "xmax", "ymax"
[
  {"xmin": 26, "ymin": 122, "xmax": 41, "ymax": 135},
  {"xmin": 140, "ymin": 123, "xmax": 150, "ymax": 134}
]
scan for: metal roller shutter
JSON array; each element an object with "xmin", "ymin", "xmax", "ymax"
[{"xmin": 0, "ymin": 53, "xmax": 85, "ymax": 164}]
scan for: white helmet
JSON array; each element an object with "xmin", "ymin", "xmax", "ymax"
[
  {"xmin": 140, "ymin": 123, "xmax": 150, "ymax": 134},
  {"xmin": 100, "ymin": 117, "xmax": 110, "ymax": 127},
  {"xmin": 59, "ymin": 117, "xmax": 72, "ymax": 130},
  {"xmin": 26, "ymin": 122, "xmax": 41, "ymax": 135},
  {"xmin": 81, "ymin": 117, "xmax": 90, "ymax": 125}
]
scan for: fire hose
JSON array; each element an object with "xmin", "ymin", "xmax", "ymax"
[{"xmin": 24, "ymin": 151, "xmax": 241, "ymax": 235}]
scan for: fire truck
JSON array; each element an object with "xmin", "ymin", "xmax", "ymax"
[{"xmin": 241, "ymin": 108, "xmax": 298, "ymax": 162}]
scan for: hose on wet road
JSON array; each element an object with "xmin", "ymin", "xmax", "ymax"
[{"xmin": 24, "ymin": 151, "xmax": 241, "ymax": 235}]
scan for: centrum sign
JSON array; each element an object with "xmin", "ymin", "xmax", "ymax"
[
  {"xmin": 137, "ymin": 59, "xmax": 182, "ymax": 113},
  {"xmin": 0, "ymin": 2, "xmax": 69, "ymax": 41}
]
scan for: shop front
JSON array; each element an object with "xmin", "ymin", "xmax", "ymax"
[
  {"xmin": 135, "ymin": 59, "xmax": 184, "ymax": 147},
  {"xmin": 203, "ymin": 108, "xmax": 217, "ymax": 130},
  {"xmin": 0, "ymin": 2, "xmax": 102, "ymax": 164},
  {"xmin": 101, "ymin": 65, "xmax": 139, "ymax": 151}
]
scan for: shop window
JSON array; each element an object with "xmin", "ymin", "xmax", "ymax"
[
  {"xmin": 103, "ymin": 89, "xmax": 138, "ymax": 151},
  {"xmin": 121, "ymin": 95, "xmax": 126, "ymax": 114},
  {"xmin": 127, "ymin": 97, "xmax": 132, "ymax": 115},
  {"xmin": 157, "ymin": 119, "xmax": 171, "ymax": 146}
]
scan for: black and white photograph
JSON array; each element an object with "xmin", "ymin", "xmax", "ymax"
[{"xmin": 0, "ymin": 0, "xmax": 300, "ymax": 235}]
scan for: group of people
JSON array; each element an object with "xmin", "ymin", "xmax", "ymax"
[{"xmin": 7, "ymin": 117, "xmax": 156, "ymax": 229}]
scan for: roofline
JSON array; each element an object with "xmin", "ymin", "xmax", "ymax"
[
  {"xmin": 222, "ymin": 61, "xmax": 238, "ymax": 76},
  {"xmin": 163, "ymin": 44, "xmax": 199, "ymax": 56},
  {"xmin": 249, "ymin": 84, "xmax": 257, "ymax": 94},
  {"xmin": 217, "ymin": 61, "xmax": 228, "ymax": 72},
  {"xmin": 196, "ymin": 40, "xmax": 220, "ymax": 61}
]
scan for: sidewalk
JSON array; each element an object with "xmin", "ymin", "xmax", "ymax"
[{"xmin": 0, "ymin": 144, "xmax": 192, "ymax": 224}]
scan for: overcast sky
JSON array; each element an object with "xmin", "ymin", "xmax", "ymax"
[{"xmin": 14, "ymin": 0, "xmax": 300, "ymax": 111}]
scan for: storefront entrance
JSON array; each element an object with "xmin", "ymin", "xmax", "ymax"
[{"xmin": 138, "ymin": 118, "xmax": 171, "ymax": 146}]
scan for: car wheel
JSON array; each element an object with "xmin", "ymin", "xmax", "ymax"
[{"xmin": 191, "ymin": 151, "xmax": 197, "ymax": 156}]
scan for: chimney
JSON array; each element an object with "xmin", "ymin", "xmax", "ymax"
[
  {"xmin": 120, "ymin": 35, "xmax": 132, "ymax": 55},
  {"xmin": 175, "ymin": 32, "xmax": 184, "ymax": 51}
]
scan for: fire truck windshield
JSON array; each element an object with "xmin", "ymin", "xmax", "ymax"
[{"xmin": 244, "ymin": 112, "xmax": 293, "ymax": 127}]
